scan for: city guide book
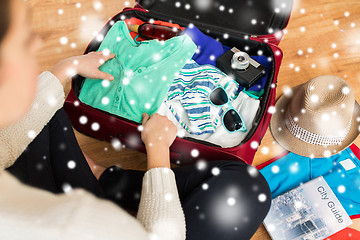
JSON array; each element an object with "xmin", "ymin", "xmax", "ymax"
[{"xmin": 263, "ymin": 176, "xmax": 352, "ymax": 240}]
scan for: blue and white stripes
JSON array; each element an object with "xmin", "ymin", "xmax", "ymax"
[{"xmin": 165, "ymin": 60, "xmax": 240, "ymax": 135}]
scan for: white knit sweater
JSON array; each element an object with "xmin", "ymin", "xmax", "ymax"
[{"xmin": 0, "ymin": 72, "xmax": 185, "ymax": 240}]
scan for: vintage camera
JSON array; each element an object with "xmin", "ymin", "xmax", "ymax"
[{"xmin": 216, "ymin": 47, "xmax": 266, "ymax": 88}]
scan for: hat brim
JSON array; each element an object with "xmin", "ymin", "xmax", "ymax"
[{"xmin": 270, "ymin": 84, "xmax": 360, "ymax": 158}]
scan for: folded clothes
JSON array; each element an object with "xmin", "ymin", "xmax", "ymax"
[
  {"xmin": 79, "ymin": 21, "xmax": 196, "ymax": 123},
  {"xmin": 124, "ymin": 17, "xmax": 185, "ymax": 42},
  {"xmin": 157, "ymin": 90, "xmax": 259, "ymax": 148},
  {"xmin": 164, "ymin": 60, "xmax": 243, "ymax": 135},
  {"xmin": 127, "ymin": 17, "xmax": 272, "ymax": 98},
  {"xmin": 258, "ymin": 145, "xmax": 360, "ymax": 218}
]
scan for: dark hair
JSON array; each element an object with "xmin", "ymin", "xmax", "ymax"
[{"xmin": 0, "ymin": 0, "xmax": 10, "ymax": 45}]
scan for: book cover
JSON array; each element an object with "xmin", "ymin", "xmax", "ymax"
[{"xmin": 263, "ymin": 176, "xmax": 352, "ymax": 240}]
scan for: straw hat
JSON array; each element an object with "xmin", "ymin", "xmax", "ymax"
[{"xmin": 270, "ymin": 75, "xmax": 360, "ymax": 158}]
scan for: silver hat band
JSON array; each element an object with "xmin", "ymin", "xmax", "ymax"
[{"xmin": 285, "ymin": 113, "xmax": 351, "ymax": 146}]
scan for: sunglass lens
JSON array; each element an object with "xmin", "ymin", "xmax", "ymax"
[
  {"xmin": 210, "ymin": 87, "xmax": 228, "ymax": 106},
  {"xmin": 223, "ymin": 109, "xmax": 243, "ymax": 131}
]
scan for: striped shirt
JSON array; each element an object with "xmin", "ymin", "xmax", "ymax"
[{"xmin": 165, "ymin": 60, "xmax": 242, "ymax": 135}]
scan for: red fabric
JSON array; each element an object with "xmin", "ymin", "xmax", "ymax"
[
  {"xmin": 124, "ymin": 17, "xmax": 185, "ymax": 42},
  {"xmin": 350, "ymin": 144, "xmax": 360, "ymax": 160},
  {"xmin": 324, "ymin": 228, "xmax": 360, "ymax": 240}
]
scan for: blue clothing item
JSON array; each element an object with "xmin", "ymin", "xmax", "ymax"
[
  {"xmin": 182, "ymin": 24, "xmax": 271, "ymax": 98},
  {"xmin": 182, "ymin": 25, "xmax": 224, "ymax": 66},
  {"xmin": 79, "ymin": 21, "xmax": 197, "ymax": 123},
  {"xmin": 166, "ymin": 60, "xmax": 241, "ymax": 135},
  {"xmin": 223, "ymin": 45, "xmax": 231, "ymax": 52},
  {"xmin": 259, "ymin": 146, "xmax": 360, "ymax": 217}
]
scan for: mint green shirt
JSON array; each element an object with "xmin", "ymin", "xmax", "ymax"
[{"xmin": 79, "ymin": 21, "xmax": 196, "ymax": 123}]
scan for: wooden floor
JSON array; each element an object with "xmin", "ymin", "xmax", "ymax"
[{"xmin": 27, "ymin": 0, "xmax": 360, "ymax": 238}]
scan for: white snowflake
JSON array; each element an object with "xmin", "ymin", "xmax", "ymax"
[
  {"xmin": 268, "ymin": 106, "xmax": 276, "ymax": 114},
  {"xmin": 101, "ymin": 97, "xmax": 109, "ymax": 105},
  {"xmin": 323, "ymin": 150, "xmax": 332, "ymax": 158},
  {"xmin": 290, "ymin": 162, "xmax": 299, "ymax": 173},
  {"xmin": 60, "ymin": 36, "xmax": 68, "ymax": 45},
  {"xmin": 91, "ymin": 122, "xmax": 100, "ymax": 131},
  {"xmin": 164, "ymin": 193, "xmax": 173, "ymax": 201},
  {"xmin": 271, "ymin": 165, "xmax": 280, "ymax": 174},
  {"xmin": 96, "ymin": 34, "xmax": 104, "ymax": 42},
  {"xmin": 145, "ymin": 103, "xmax": 151, "ymax": 109},
  {"xmin": 261, "ymin": 147, "xmax": 269, "ymax": 155},
  {"xmin": 27, "ymin": 130, "xmax": 36, "ymax": 139},
  {"xmin": 93, "ymin": 1, "xmax": 103, "ymax": 11},
  {"xmin": 258, "ymin": 193, "xmax": 267, "ymax": 202},
  {"xmin": 340, "ymin": 87, "xmax": 350, "ymax": 96},
  {"xmin": 247, "ymin": 165, "xmax": 259, "ymax": 177},
  {"xmin": 67, "ymin": 160, "xmax": 76, "ymax": 169},
  {"xmin": 191, "ymin": 149, "xmax": 199, "ymax": 158},
  {"xmin": 321, "ymin": 114, "xmax": 330, "ymax": 122},
  {"xmin": 211, "ymin": 167, "xmax": 220, "ymax": 176},
  {"xmin": 62, "ymin": 183, "xmax": 73, "ymax": 193},
  {"xmin": 79, "ymin": 116, "xmax": 88, "ymax": 124},
  {"xmin": 310, "ymin": 94, "xmax": 319, "ymax": 103},
  {"xmin": 337, "ymin": 185, "xmax": 346, "ymax": 193},
  {"xmin": 196, "ymin": 160, "xmax": 207, "ymax": 170},
  {"xmin": 111, "ymin": 138, "xmax": 122, "ymax": 151},
  {"xmin": 250, "ymin": 141, "xmax": 259, "ymax": 149},
  {"xmin": 227, "ymin": 197, "xmax": 236, "ymax": 206}
]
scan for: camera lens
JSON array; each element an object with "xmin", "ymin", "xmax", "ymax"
[
  {"xmin": 231, "ymin": 51, "xmax": 250, "ymax": 70},
  {"xmin": 237, "ymin": 56, "xmax": 246, "ymax": 62}
]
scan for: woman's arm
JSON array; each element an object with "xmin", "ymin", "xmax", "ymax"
[
  {"xmin": 136, "ymin": 113, "xmax": 186, "ymax": 240},
  {"xmin": 140, "ymin": 113, "xmax": 177, "ymax": 170},
  {"xmin": 0, "ymin": 71, "xmax": 64, "ymax": 169},
  {"xmin": 0, "ymin": 51, "xmax": 115, "ymax": 169},
  {"xmin": 0, "ymin": 171, "xmax": 151, "ymax": 240}
]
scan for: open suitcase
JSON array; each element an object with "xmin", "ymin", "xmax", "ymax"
[{"xmin": 64, "ymin": 0, "xmax": 293, "ymax": 165}]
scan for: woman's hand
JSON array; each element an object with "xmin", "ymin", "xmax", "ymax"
[
  {"xmin": 50, "ymin": 50, "xmax": 116, "ymax": 88},
  {"xmin": 141, "ymin": 113, "xmax": 177, "ymax": 170}
]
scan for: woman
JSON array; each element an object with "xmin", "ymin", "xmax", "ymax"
[{"xmin": 0, "ymin": 0, "xmax": 271, "ymax": 239}]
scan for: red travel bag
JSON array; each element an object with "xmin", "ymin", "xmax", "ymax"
[{"xmin": 64, "ymin": 0, "xmax": 293, "ymax": 165}]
